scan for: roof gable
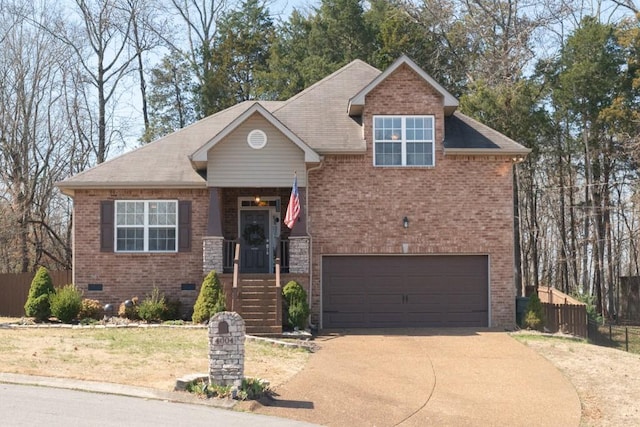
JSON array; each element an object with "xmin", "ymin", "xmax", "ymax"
[
  {"xmin": 348, "ymin": 55, "xmax": 459, "ymax": 116},
  {"xmin": 190, "ymin": 103, "xmax": 320, "ymax": 165}
]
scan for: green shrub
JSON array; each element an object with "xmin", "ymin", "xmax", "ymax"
[
  {"xmin": 24, "ymin": 267, "xmax": 56, "ymax": 321},
  {"xmin": 78, "ymin": 299, "xmax": 103, "ymax": 320},
  {"xmin": 192, "ymin": 270, "xmax": 226, "ymax": 323},
  {"xmin": 238, "ymin": 378, "xmax": 270, "ymax": 400},
  {"xmin": 524, "ymin": 292, "xmax": 545, "ymax": 330},
  {"xmin": 185, "ymin": 377, "xmax": 269, "ymax": 400},
  {"xmin": 163, "ymin": 298, "xmax": 182, "ymax": 321},
  {"xmin": 282, "ymin": 280, "xmax": 309, "ymax": 330},
  {"xmin": 50, "ymin": 284, "xmax": 83, "ymax": 323},
  {"xmin": 137, "ymin": 287, "xmax": 167, "ymax": 322},
  {"xmin": 118, "ymin": 297, "xmax": 139, "ymax": 320}
]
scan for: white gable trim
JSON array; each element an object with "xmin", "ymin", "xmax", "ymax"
[
  {"xmin": 348, "ymin": 55, "xmax": 459, "ymax": 116},
  {"xmin": 190, "ymin": 102, "xmax": 321, "ymax": 163}
]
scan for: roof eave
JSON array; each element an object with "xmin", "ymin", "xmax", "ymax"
[
  {"xmin": 443, "ymin": 147, "xmax": 532, "ymax": 158},
  {"xmin": 55, "ymin": 181, "xmax": 207, "ymax": 197}
]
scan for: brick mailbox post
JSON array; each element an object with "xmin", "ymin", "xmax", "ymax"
[{"xmin": 208, "ymin": 311, "xmax": 245, "ymax": 390}]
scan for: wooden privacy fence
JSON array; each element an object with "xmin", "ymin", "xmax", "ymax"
[
  {"xmin": 542, "ymin": 303, "xmax": 588, "ymax": 338},
  {"xmin": 0, "ymin": 270, "xmax": 72, "ymax": 317}
]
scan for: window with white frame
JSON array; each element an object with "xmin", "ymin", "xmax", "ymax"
[
  {"xmin": 373, "ymin": 115, "xmax": 435, "ymax": 166},
  {"xmin": 115, "ymin": 201, "xmax": 177, "ymax": 252}
]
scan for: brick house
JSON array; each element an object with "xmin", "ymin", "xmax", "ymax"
[{"xmin": 57, "ymin": 56, "xmax": 530, "ymax": 332}]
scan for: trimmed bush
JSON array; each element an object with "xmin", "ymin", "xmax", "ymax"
[
  {"xmin": 283, "ymin": 280, "xmax": 309, "ymax": 330},
  {"xmin": 138, "ymin": 287, "xmax": 167, "ymax": 322},
  {"xmin": 50, "ymin": 284, "xmax": 83, "ymax": 323},
  {"xmin": 192, "ymin": 270, "xmax": 226, "ymax": 323},
  {"xmin": 524, "ymin": 292, "xmax": 545, "ymax": 330},
  {"xmin": 78, "ymin": 299, "xmax": 103, "ymax": 320},
  {"xmin": 24, "ymin": 266, "xmax": 56, "ymax": 321}
]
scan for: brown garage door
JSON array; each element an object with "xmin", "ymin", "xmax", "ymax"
[{"xmin": 322, "ymin": 255, "xmax": 488, "ymax": 328}]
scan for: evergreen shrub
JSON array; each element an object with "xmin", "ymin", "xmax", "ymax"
[
  {"xmin": 192, "ymin": 270, "xmax": 226, "ymax": 323},
  {"xmin": 283, "ymin": 280, "xmax": 309, "ymax": 330},
  {"xmin": 24, "ymin": 266, "xmax": 56, "ymax": 321},
  {"xmin": 50, "ymin": 284, "xmax": 83, "ymax": 323},
  {"xmin": 524, "ymin": 292, "xmax": 545, "ymax": 330}
]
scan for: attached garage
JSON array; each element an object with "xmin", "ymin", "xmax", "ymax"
[{"xmin": 322, "ymin": 255, "xmax": 489, "ymax": 328}]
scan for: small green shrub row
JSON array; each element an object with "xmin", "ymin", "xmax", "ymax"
[
  {"xmin": 24, "ymin": 267, "xmax": 86, "ymax": 323},
  {"xmin": 23, "ymin": 267, "xmax": 182, "ymax": 324},
  {"xmin": 186, "ymin": 378, "xmax": 270, "ymax": 400}
]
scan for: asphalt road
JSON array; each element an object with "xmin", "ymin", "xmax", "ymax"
[{"xmin": 0, "ymin": 383, "xmax": 317, "ymax": 427}]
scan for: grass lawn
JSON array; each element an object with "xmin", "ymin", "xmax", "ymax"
[{"xmin": 0, "ymin": 324, "xmax": 310, "ymax": 391}]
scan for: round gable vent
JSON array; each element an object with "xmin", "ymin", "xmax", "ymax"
[{"xmin": 247, "ymin": 129, "xmax": 267, "ymax": 149}]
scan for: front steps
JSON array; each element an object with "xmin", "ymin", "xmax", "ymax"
[{"xmin": 221, "ymin": 274, "xmax": 282, "ymax": 336}]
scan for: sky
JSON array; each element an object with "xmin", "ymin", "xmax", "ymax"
[
  {"xmin": 114, "ymin": 0, "xmax": 320, "ymax": 153},
  {"xmin": 270, "ymin": 0, "xmax": 318, "ymax": 18}
]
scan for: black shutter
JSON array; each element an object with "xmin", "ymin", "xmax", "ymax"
[
  {"xmin": 100, "ymin": 200, "xmax": 114, "ymax": 252},
  {"xmin": 178, "ymin": 200, "xmax": 192, "ymax": 252}
]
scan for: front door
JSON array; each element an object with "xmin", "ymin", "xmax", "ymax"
[{"xmin": 240, "ymin": 210, "xmax": 270, "ymax": 273}]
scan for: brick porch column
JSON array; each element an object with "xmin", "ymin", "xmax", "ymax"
[
  {"xmin": 203, "ymin": 188, "xmax": 224, "ymax": 273},
  {"xmin": 289, "ymin": 236, "xmax": 310, "ymax": 274}
]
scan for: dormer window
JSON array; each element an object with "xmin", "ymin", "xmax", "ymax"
[{"xmin": 373, "ymin": 115, "xmax": 435, "ymax": 167}]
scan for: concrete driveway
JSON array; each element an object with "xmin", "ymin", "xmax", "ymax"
[{"xmin": 251, "ymin": 330, "xmax": 581, "ymax": 426}]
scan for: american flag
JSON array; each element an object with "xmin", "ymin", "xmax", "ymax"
[{"xmin": 284, "ymin": 174, "xmax": 300, "ymax": 229}]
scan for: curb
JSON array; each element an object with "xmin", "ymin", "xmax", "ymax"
[{"xmin": 0, "ymin": 372, "xmax": 236, "ymax": 409}]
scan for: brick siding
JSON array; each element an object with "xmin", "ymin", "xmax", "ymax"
[
  {"xmin": 307, "ymin": 64, "xmax": 516, "ymax": 328},
  {"xmin": 72, "ymin": 188, "xmax": 209, "ymax": 315}
]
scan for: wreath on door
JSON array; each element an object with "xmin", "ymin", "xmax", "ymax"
[{"xmin": 243, "ymin": 223, "xmax": 266, "ymax": 246}]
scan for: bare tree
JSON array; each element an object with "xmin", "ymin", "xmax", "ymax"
[
  {"xmin": 125, "ymin": 0, "xmax": 167, "ymax": 138},
  {"xmin": 0, "ymin": 1, "xmax": 78, "ymax": 271},
  {"xmin": 45, "ymin": 0, "xmax": 137, "ymax": 164}
]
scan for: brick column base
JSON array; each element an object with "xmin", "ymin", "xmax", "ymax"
[
  {"xmin": 289, "ymin": 236, "xmax": 310, "ymax": 274},
  {"xmin": 203, "ymin": 236, "xmax": 224, "ymax": 274}
]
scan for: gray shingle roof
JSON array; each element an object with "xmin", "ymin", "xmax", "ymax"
[
  {"xmin": 272, "ymin": 59, "xmax": 380, "ymax": 153},
  {"xmin": 444, "ymin": 112, "xmax": 530, "ymax": 155},
  {"xmin": 57, "ymin": 57, "xmax": 529, "ymax": 195}
]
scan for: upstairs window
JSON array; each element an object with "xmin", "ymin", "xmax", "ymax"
[
  {"xmin": 373, "ymin": 116, "xmax": 435, "ymax": 167},
  {"xmin": 115, "ymin": 201, "xmax": 177, "ymax": 252}
]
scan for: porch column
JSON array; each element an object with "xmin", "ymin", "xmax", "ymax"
[
  {"xmin": 207, "ymin": 187, "xmax": 223, "ymax": 236},
  {"xmin": 203, "ymin": 188, "xmax": 224, "ymax": 274}
]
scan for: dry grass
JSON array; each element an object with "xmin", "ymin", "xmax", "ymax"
[
  {"xmin": 514, "ymin": 332, "xmax": 640, "ymax": 426},
  {"xmin": 0, "ymin": 323, "xmax": 309, "ymax": 391}
]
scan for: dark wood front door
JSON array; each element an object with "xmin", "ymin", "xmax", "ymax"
[{"xmin": 240, "ymin": 210, "xmax": 270, "ymax": 273}]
